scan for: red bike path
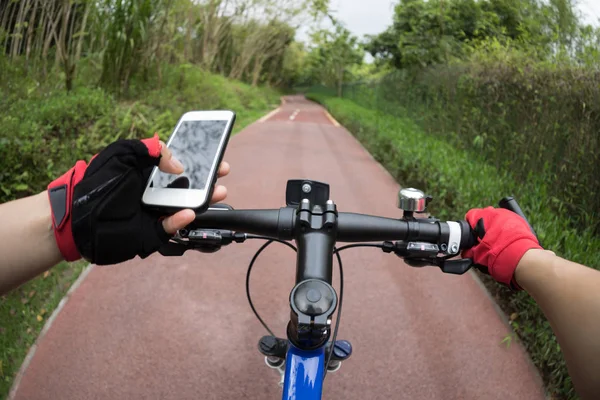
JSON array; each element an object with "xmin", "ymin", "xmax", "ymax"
[{"xmin": 10, "ymin": 96, "xmax": 546, "ymax": 399}]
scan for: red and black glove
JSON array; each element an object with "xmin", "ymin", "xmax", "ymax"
[
  {"xmin": 462, "ymin": 207, "xmax": 542, "ymax": 290},
  {"xmin": 47, "ymin": 135, "xmax": 169, "ymax": 265}
]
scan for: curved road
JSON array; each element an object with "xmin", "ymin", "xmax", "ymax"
[{"xmin": 11, "ymin": 96, "xmax": 545, "ymax": 400}]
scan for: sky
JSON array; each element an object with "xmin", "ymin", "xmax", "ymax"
[
  {"xmin": 327, "ymin": 0, "xmax": 396, "ymax": 38},
  {"xmin": 298, "ymin": 0, "xmax": 600, "ymax": 43},
  {"xmin": 579, "ymin": 0, "xmax": 600, "ymax": 26}
]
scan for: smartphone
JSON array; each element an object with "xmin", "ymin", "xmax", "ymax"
[{"xmin": 142, "ymin": 110, "xmax": 235, "ymax": 212}]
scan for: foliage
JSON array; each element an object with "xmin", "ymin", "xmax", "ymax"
[
  {"xmin": 306, "ymin": 24, "xmax": 364, "ymax": 96},
  {"xmin": 307, "ymin": 92, "xmax": 598, "ymax": 399},
  {"xmin": 340, "ymin": 58, "xmax": 600, "ymax": 235},
  {"xmin": 0, "ymin": 63, "xmax": 278, "ymax": 204},
  {"xmin": 97, "ymin": 0, "xmax": 158, "ymax": 92},
  {"xmin": 364, "ymin": 0, "xmax": 589, "ymax": 69},
  {"xmin": 0, "ymin": 0, "xmax": 330, "ymax": 92}
]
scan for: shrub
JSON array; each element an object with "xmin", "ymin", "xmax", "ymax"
[
  {"xmin": 0, "ymin": 64, "xmax": 279, "ymax": 203},
  {"xmin": 341, "ymin": 62, "xmax": 600, "ymax": 235}
]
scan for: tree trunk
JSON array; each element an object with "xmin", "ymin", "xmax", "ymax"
[
  {"xmin": 74, "ymin": 0, "xmax": 91, "ymax": 64},
  {"xmin": 184, "ymin": 9, "xmax": 192, "ymax": 62},
  {"xmin": 66, "ymin": 0, "xmax": 77, "ymax": 55},
  {"xmin": 32, "ymin": 0, "xmax": 48, "ymax": 71},
  {"xmin": 65, "ymin": 63, "xmax": 74, "ymax": 91},
  {"xmin": 201, "ymin": 1, "xmax": 218, "ymax": 66},
  {"xmin": 152, "ymin": 0, "xmax": 173, "ymax": 74},
  {"xmin": 42, "ymin": 1, "xmax": 58, "ymax": 77},
  {"xmin": 4, "ymin": 2, "xmax": 18, "ymax": 55},
  {"xmin": 53, "ymin": 0, "xmax": 73, "ymax": 91},
  {"xmin": 10, "ymin": 0, "xmax": 28, "ymax": 58},
  {"xmin": 0, "ymin": 2, "xmax": 9, "ymax": 41},
  {"xmin": 251, "ymin": 55, "xmax": 264, "ymax": 86},
  {"xmin": 25, "ymin": 0, "xmax": 39, "ymax": 68}
]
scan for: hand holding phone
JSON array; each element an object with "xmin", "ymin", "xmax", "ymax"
[
  {"xmin": 143, "ymin": 110, "xmax": 235, "ymax": 212},
  {"xmin": 47, "ymin": 132, "xmax": 230, "ymax": 265}
]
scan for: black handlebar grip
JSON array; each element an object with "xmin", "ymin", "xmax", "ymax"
[
  {"xmin": 498, "ymin": 197, "xmax": 540, "ymax": 245},
  {"xmin": 458, "ymin": 220, "xmax": 478, "ymax": 249}
]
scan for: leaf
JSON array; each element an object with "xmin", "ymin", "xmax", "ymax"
[
  {"xmin": 501, "ymin": 335, "xmax": 512, "ymax": 349},
  {"xmin": 28, "ymin": 290, "xmax": 36, "ymax": 298},
  {"xmin": 36, "ymin": 315, "xmax": 43, "ymax": 322},
  {"xmin": 43, "ymin": 271, "xmax": 50, "ymax": 279},
  {"xmin": 14, "ymin": 183, "xmax": 28, "ymax": 191}
]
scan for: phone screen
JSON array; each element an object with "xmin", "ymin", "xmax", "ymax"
[{"xmin": 150, "ymin": 120, "xmax": 228, "ymax": 190}]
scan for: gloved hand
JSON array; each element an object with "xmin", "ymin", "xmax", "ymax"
[
  {"xmin": 47, "ymin": 135, "xmax": 229, "ymax": 265},
  {"xmin": 462, "ymin": 207, "xmax": 542, "ymax": 289}
]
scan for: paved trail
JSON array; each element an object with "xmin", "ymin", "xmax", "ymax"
[{"xmin": 11, "ymin": 96, "xmax": 545, "ymax": 399}]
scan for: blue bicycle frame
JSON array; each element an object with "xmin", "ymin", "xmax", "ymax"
[{"xmin": 281, "ymin": 343, "xmax": 326, "ymax": 400}]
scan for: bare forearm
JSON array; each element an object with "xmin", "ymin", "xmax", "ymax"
[
  {"xmin": 0, "ymin": 191, "xmax": 63, "ymax": 295},
  {"xmin": 515, "ymin": 250, "xmax": 600, "ymax": 399}
]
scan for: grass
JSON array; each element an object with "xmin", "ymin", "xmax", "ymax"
[
  {"xmin": 0, "ymin": 261, "xmax": 88, "ymax": 397},
  {"xmin": 0, "ymin": 62, "xmax": 279, "ymax": 400},
  {"xmin": 307, "ymin": 92, "xmax": 599, "ymax": 400}
]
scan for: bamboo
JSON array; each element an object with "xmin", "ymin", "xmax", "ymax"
[
  {"xmin": 25, "ymin": 0, "xmax": 39, "ymax": 65},
  {"xmin": 10, "ymin": 0, "xmax": 28, "ymax": 58},
  {"xmin": 42, "ymin": 1, "xmax": 57, "ymax": 77},
  {"xmin": 75, "ymin": 0, "xmax": 91, "ymax": 64},
  {"xmin": 4, "ymin": 1, "xmax": 18, "ymax": 55}
]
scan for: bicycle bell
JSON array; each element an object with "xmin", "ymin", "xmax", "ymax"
[{"xmin": 397, "ymin": 188, "xmax": 430, "ymax": 213}]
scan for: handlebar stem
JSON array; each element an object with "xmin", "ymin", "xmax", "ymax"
[
  {"xmin": 294, "ymin": 200, "xmax": 337, "ymax": 284},
  {"xmin": 287, "ymin": 199, "xmax": 339, "ymax": 350}
]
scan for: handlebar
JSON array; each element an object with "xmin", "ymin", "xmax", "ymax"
[
  {"xmin": 164, "ymin": 179, "xmax": 537, "ymax": 352},
  {"xmin": 165, "ymin": 178, "xmax": 539, "ymax": 289},
  {"xmin": 190, "ymin": 208, "xmax": 474, "ymax": 249}
]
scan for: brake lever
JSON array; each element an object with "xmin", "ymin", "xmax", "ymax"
[
  {"xmin": 382, "ymin": 241, "xmax": 477, "ymax": 275},
  {"xmin": 158, "ymin": 229, "xmax": 248, "ymax": 256},
  {"xmin": 158, "ymin": 237, "xmax": 222, "ymax": 256},
  {"xmin": 438, "ymin": 258, "xmax": 473, "ymax": 275},
  {"xmin": 159, "ymin": 241, "xmax": 188, "ymax": 256}
]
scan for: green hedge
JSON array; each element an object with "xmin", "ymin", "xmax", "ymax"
[
  {"xmin": 0, "ymin": 64, "xmax": 279, "ymax": 203},
  {"xmin": 308, "ymin": 93, "xmax": 598, "ymax": 399},
  {"xmin": 341, "ymin": 64, "xmax": 600, "ymax": 235}
]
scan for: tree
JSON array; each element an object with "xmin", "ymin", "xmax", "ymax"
[
  {"xmin": 308, "ymin": 24, "xmax": 363, "ymax": 96},
  {"xmin": 0, "ymin": 0, "xmax": 92, "ymax": 90},
  {"xmin": 364, "ymin": 0, "xmax": 580, "ymax": 69},
  {"xmin": 0, "ymin": 0, "xmax": 333, "ymax": 92}
]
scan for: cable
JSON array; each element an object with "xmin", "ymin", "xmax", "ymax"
[
  {"xmin": 324, "ymin": 247, "xmax": 345, "ymax": 379},
  {"xmin": 245, "ymin": 239, "xmax": 379, "ymax": 375},
  {"xmin": 245, "ymin": 238, "xmax": 297, "ymax": 337},
  {"xmin": 323, "ymin": 243, "xmax": 382, "ymax": 377},
  {"xmin": 335, "ymin": 243, "xmax": 385, "ymax": 252},
  {"xmin": 246, "ymin": 235, "xmax": 297, "ymax": 252}
]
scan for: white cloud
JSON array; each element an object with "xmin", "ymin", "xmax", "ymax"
[{"xmin": 579, "ymin": 0, "xmax": 600, "ymax": 26}]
